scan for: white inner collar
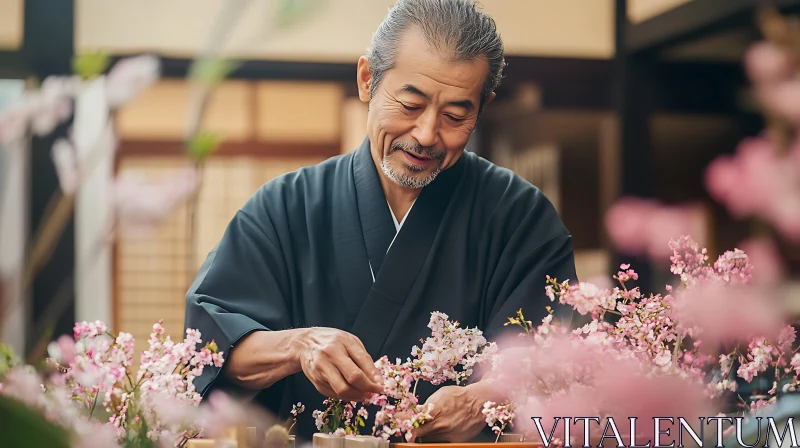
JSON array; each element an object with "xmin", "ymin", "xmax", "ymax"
[{"xmin": 389, "ymin": 199, "xmax": 415, "ymax": 233}]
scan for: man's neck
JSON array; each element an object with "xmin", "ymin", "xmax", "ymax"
[
  {"xmin": 380, "ymin": 175, "xmax": 421, "ymax": 224},
  {"xmin": 369, "ymin": 144, "xmax": 422, "ymax": 223}
]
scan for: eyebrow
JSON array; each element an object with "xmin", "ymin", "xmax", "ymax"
[{"xmin": 400, "ymin": 84, "xmax": 474, "ymax": 111}]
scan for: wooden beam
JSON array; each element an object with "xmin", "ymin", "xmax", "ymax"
[
  {"xmin": 626, "ymin": 0, "xmax": 800, "ymax": 56},
  {"xmin": 494, "ymin": 56, "xmax": 613, "ymax": 110},
  {"xmin": 649, "ymin": 61, "xmax": 750, "ymax": 114},
  {"xmin": 129, "ymin": 56, "xmax": 358, "ymax": 83},
  {"xmin": 118, "ymin": 140, "xmax": 341, "ymax": 159}
]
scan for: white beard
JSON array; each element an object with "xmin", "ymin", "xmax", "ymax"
[{"xmin": 380, "ymin": 156, "xmax": 441, "ymax": 189}]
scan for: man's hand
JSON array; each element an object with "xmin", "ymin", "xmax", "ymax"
[
  {"xmin": 297, "ymin": 328, "xmax": 385, "ymax": 402},
  {"xmin": 412, "ymin": 382, "xmax": 497, "ymax": 443}
]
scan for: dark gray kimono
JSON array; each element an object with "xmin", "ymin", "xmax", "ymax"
[{"xmin": 185, "ymin": 137, "xmax": 577, "ymax": 440}]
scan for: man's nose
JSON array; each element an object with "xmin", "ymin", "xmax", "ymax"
[{"xmin": 412, "ymin": 110, "xmax": 440, "ymax": 148}]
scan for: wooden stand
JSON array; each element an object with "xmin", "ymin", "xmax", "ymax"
[
  {"xmin": 391, "ymin": 444, "xmax": 542, "ymax": 448},
  {"xmin": 185, "ymin": 427, "xmax": 296, "ymax": 448}
]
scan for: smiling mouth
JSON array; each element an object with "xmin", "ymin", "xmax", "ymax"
[{"xmin": 404, "ymin": 150, "xmax": 432, "ymax": 162}]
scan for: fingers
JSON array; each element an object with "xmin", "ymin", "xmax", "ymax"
[
  {"xmin": 317, "ymin": 358, "xmax": 370, "ymax": 402},
  {"xmin": 338, "ymin": 355, "xmax": 384, "ymax": 396},
  {"xmin": 345, "ymin": 338, "xmax": 384, "ymax": 393},
  {"xmin": 301, "ymin": 328, "xmax": 385, "ymax": 401},
  {"xmin": 410, "ymin": 405, "xmax": 442, "ymax": 440},
  {"xmin": 315, "ymin": 344, "xmax": 379, "ymax": 402}
]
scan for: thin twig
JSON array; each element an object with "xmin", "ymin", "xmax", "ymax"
[
  {"xmin": 24, "ymin": 226, "xmax": 113, "ymax": 364},
  {"xmin": 24, "ymin": 274, "xmax": 75, "ymax": 364},
  {"xmin": 672, "ymin": 334, "xmax": 684, "ymax": 363},
  {"xmin": 5, "ymin": 122, "xmax": 113, "ymax": 323},
  {"xmin": 186, "ymin": 162, "xmax": 205, "ymax": 286},
  {"xmin": 89, "ymin": 392, "xmax": 99, "ymax": 419}
]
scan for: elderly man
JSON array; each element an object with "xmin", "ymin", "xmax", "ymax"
[{"xmin": 185, "ymin": 0, "xmax": 577, "ymax": 442}]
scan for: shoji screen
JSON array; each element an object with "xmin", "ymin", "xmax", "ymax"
[{"xmin": 113, "ymin": 79, "xmax": 344, "ymax": 359}]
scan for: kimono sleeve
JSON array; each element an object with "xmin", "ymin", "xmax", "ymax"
[
  {"xmin": 184, "ymin": 205, "xmax": 292, "ymax": 398},
  {"xmin": 483, "ymin": 232, "xmax": 579, "ymax": 344}
]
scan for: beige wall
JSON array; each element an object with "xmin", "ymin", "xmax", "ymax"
[
  {"xmin": 116, "ymin": 79, "xmax": 344, "ymax": 144},
  {"xmin": 76, "ymin": 0, "xmax": 615, "ymax": 60},
  {"xmin": 0, "ymin": 0, "xmax": 23, "ymax": 50},
  {"xmin": 627, "ymin": 0, "xmax": 694, "ymax": 24}
]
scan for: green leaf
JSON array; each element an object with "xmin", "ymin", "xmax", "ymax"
[
  {"xmin": 188, "ymin": 58, "xmax": 241, "ymax": 85},
  {"xmin": 274, "ymin": 0, "xmax": 325, "ymax": 28},
  {"xmin": 72, "ymin": 52, "xmax": 111, "ymax": 80},
  {"xmin": 0, "ymin": 343, "xmax": 22, "ymax": 377},
  {"xmin": 187, "ymin": 132, "xmax": 222, "ymax": 161},
  {"xmin": 0, "ymin": 395, "xmax": 71, "ymax": 448}
]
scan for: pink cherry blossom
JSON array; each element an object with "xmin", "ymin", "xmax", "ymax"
[
  {"xmin": 482, "ymin": 401, "xmax": 516, "ymax": 436},
  {"xmin": 672, "ymin": 282, "xmax": 785, "ymax": 348},
  {"xmin": 760, "ymin": 80, "xmax": 800, "ymax": 124},
  {"xmin": 551, "ymin": 281, "xmax": 616, "ymax": 319},
  {"xmin": 3, "ymin": 319, "xmax": 227, "ymax": 446},
  {"xmin": 705, "ymin": 136, "xmax": 800, "ymax": 242},
  {"xmin": 30, "ymin": 77, "xmax": 78, "ymax": 137},
  {"xmin": 47, "ymin": 334, "xmax": 77, "ymax": 365},
  {"xmin": 105, "ymin": 54, "xmax": 160, "ymax": 108},
  {"xmin": 111, "ymin": 167, "xmax": 200, "ymax": 237},
  {"xmin": 745, "ymin": 41, "xmax": 792, "ymax": 84},
  {"xmin": 0, "ymin": 76, "xmax": 79, "ymax": 146},
  {"xmin": 0, "ymin": 104, "xmax": 29, "ymax": 146},
  {"xmin": 605, "ymin": 197, "xmax": 705, "ymax": 261},
  {"xmin": 409, "ymin": 311, "xmax": 498, "ymax": 385},
  {"xmin": 51, "ymin": 138, "xmax": 80, "ymax": 195}
]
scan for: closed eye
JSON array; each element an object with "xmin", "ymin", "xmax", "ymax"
[
  {"xmin": 446, "ymin": 114, "xmax": 465, "ymax": 123},
  {"xmin": 402, "ymin": 103, "xmax": 421, "ymax": 111}
]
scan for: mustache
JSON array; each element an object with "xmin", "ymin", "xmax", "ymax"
[{"xmin": 390, "ymin": 141, "xmax": 446, "ymax": 162}]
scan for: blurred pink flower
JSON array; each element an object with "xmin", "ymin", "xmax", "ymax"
[
  {"xmin": 51, "ymin": 139, "xmax": 80, "ymax": 195},
  {"xmin": 0, "ymin": 75, "xmax": 79, "ymax": 145},
  {"xmin": 672, "ymin": 282, "xmax": 785, "ymax": 348},
  {"xmin": 511, "ymin": 355, "xmax": 715, "ymax": 444},
  {"xmin": 745, "ymin": 41, "xmax": 792, "ymax": 84},
  {"xmin": 71, "ymin": 423, "xmax": 121, "ymax": 448},
  {"xmin": 30, "ymin": 77, "xmax": 79, "ymax": 137},
  {"xmin": 105, "ymin": 55, "xmax": 160, "ymax": 108},
  {"xmin": 47, "ymin": 334, "xmax": 77, "ymax": 365},
  {"xmin": 746, "ymin": 40, "xmax": 800, "ymax": 124},
  {"xmin": 605, "ymin": 197, "xmax": 704, "ymax": 261},
  {"xmin": 705, "ymin": 136, "xmax": 800, "ymax": 242},
  {"xmin": 590, "ymin": 360, "xmax": 715, "ymax": 439},
  {"xmin": 759, "ymin": 80, "xmax": 800, "ymax": 124},
  {"xmin": 0, "ymin": 104, "xmax": 29, "ymax": 146},
  {"xmin": 738, "ymin": 238, "xmax": 786, "ymax": 285},
  {"xmin": 111, "ymin": 167, "xmax": 200, "ymax": 237},
  {"xmin": 0, "ymin": 367, "xmax": 45, "ymax": 408}
]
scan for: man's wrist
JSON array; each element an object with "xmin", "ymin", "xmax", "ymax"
[
  {"xmin": 287, "ymin": 327, "xmax": 310, "ymax": 371},
  {"xmin": 465, "ymin": 379, "xmax": 507, "ymax": 409}
]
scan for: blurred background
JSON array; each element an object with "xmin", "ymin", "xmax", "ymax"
[{"xmin": 0, "ymin": 0, "xmax": 794, "ymax": 360}]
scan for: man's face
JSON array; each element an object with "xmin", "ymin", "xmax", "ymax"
[{"xmin": 357, "ymin": 27, "xmax": 492, "ymax": 189}]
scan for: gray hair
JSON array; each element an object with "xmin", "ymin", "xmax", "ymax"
[{"xmin": 366, "ymin": 0, "xmax": 505, "ymax": 112}]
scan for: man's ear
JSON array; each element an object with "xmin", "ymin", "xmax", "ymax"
[
  {"xmin": 477, "ymin": 91, "xmax": 496, "ymax": 119},
  {"xmin": 483, "ymin": 91, "xmax": 496, "ymax": 109},
  {"xmin": 356, "ymin": 56, "xmax": 372, "ymax": 104}
]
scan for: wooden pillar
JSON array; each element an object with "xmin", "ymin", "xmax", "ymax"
[
  {"xmin": 23, "ymin": 0, "xmax": 76, "ymax": 355},
  {"xmin": 613, "ymin": 0, "xmax": 654, "ymax": 291}
]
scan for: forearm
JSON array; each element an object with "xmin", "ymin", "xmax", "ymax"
[{"xmin": 223, "ymin": 328, "xmax": 308, "ymax": 390}]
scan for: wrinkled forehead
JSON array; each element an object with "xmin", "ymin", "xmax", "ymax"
[{"xmin": 385, "ymin": 26, "xmax": 488, "ymax": 102}]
